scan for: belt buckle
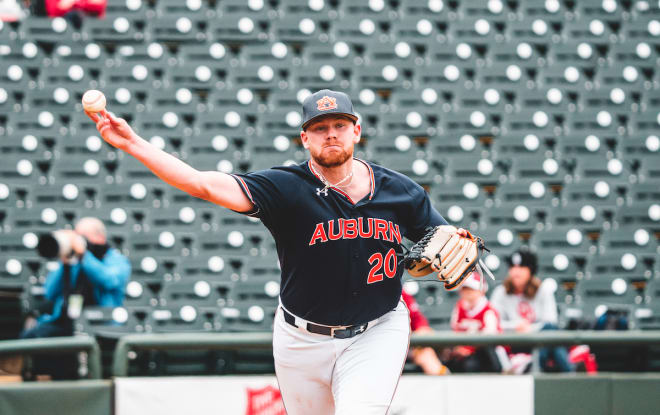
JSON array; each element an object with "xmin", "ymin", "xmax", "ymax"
[
  {"xmin": 331, "ymin": 324, "xmax": 367, "ymax": 339},
  {"xmin": 331, "ymin": 326, "xmax": 350, "ymax": 339}
]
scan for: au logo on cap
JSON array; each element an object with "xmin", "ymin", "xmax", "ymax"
[{"xmin": 316, "ymin": 96, "xmax": 337, "ymax": 111}]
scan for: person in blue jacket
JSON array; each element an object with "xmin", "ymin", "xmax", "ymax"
[{"xmin": 21, "ymin": 216, "xmax": 130, "ymax": 339}]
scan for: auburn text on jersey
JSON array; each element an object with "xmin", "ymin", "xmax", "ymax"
[{"xmin": 308, "ymin": 217, "xmax": 402, "ymax": 246}]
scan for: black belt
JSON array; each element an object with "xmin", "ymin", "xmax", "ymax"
[{"xmin": 281, "ymin": 307, "xmax": 369, "ymax": 339}]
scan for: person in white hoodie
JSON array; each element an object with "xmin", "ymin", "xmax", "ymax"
[{"xmin": 490, "ymin": 249, "xmax": 574, "ymax": 372}]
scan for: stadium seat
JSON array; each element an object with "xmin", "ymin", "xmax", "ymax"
[
  {"xmin": 599, "ymin": 226, "xmax": 659, "ymax": 255},
  {"xmin": 529, "ymin": 225, "xmax": 595, "ymax": 254},
  {"xmin": 547, "ymin": 202, "xmax": 610, "ymax": 231},
  {"xmin": 561, "ymin": 179, "xmax": 626, "ymax": 208}
]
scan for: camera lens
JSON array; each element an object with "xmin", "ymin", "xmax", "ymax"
[{"xmin": 37, "ymin": 233, "xmax": 60, "ymax": 259}]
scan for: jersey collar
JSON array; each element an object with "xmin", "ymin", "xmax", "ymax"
[{"xmin": 306, "ymin": 158, "xmax": 375, "ymax": 204}]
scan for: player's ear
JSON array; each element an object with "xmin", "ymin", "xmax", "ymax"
[
  {"xmin": 353, "ymin": 123, "xmax": 361, "ymax": 144},
  {"xmin": 300, "ymin": 130, "xmax": 309, "ymax": 149}
]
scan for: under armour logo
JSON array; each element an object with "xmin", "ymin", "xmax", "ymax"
[{"xmin": 316, "ymin": 188, "xmax": 328, "ymax": 196}]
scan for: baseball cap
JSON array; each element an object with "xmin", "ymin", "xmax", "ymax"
[
  {"xmin": 461, "ymin": 271, "xmax": 487, "ymax": 291},
  {"xmin": 301, "ymin": 89, "xmax": 359, "ymax": 130},
  {"xmin": 506, "ymin": 248, "xmax": 538, "ymax": 275}
]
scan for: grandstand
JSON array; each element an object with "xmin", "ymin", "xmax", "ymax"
[{"xmin": 0, "ymin": 0, "xmax": 659, "ymax": 410}]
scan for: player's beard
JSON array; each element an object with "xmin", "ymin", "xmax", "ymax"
[{"xmin": 311, "ymin": 144, "xmax": 353, "ymax": 168}]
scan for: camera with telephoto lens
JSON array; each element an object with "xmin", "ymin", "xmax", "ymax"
[{"xmin": 36, "ymin": 230, "xmax": 87, "ymax": 260}]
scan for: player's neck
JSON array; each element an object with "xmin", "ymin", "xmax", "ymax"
[{"xmin": 311, "ymin": 158, "xmax": 354, "ymax": 186}]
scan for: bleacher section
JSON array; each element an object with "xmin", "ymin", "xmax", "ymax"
[{"xmin": 0, "ymin": 0, "xmax": 659, "ymax": 342}]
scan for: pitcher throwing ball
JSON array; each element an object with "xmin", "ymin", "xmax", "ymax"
[{"xmin": 86, "ymin": 89, "xmax": 474, "ymax": 414}]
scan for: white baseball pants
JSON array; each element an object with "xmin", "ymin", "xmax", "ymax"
[{"xmin": 273, "ymin": 301, "xmax": 410, "ymax": 415}]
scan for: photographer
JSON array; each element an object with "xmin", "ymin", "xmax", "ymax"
[{"xmin": 20, "ymin": 216, "xmax": 130, "ymax": 350}]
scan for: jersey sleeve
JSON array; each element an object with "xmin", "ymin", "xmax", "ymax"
[
  {"xmin": 405, "ymin": 184, "xmax": 448, "ymax": 242},
  {"xmin": 230, "ymin": 169, "xmax": 288, "ymax": 226}
]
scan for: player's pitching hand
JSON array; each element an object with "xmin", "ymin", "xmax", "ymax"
[{"xmin": 85, "ymin": 109, "xmax": 137, "ymax": 151}]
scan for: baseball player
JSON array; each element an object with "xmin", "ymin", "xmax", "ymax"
[{"xmin": 85, "ymin": 89, "xmax": 468, "ymax": 414}]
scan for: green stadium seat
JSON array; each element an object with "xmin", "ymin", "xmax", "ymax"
[
  {"xmin": 0, "ymin": 152, "xmax": 47, "ymax": 185},
  {"xmin": 445, "ymin": 153, "xmax": 502, "ymax": 185},
  {"xmin": 599, "ymin": 226, "xmax": 659, "ymax": 255},
  {"xmin": 586, "ymin": 252, "xmax": 653, "ymax": 282},
  {"xmin": 160, "ymin": 280, "xmax": 227, "ymax": 308},
  {"xmin": 179, "ymin": 255, "xmax": 233, "ymax": 283},
  {"xmin": 540, "ymin": 63, "xmax": 594, "ymax": 92},
  {"xmin": 637, "ymin": 279, "xmax": 660, "ymax": 329},
  {"xmin": 493, "ymin": 180, "xmax": 559, "ymax": 208},
  {"xmin": 492, "ymin": 133, "xmax": 551, "ymax": 157},
  {"xmin": 418, "ymin": 300, "xmax": 455, "ymax": 330},
  {"xmin": 483, "ymin": 204, "xmax": 542, "ymax": 233},
  {"xmin": 82, "ymin": 12, "xmax": 148, "ymax": 43},
  {"xmin": 576, "ymin": 0, "xmax": 627, "ymax": 18},
  {"xmin": 0, "ymin": 232, "xmax": 38, "ymax": 258},
  {"xmin": 572, "ymin": 153, "xmax": 631, "ymax": 182},
  {"xmin": 217, "ymin": 0, "xmax": 270, "ymax": 19},
  {"xmin": 17, "ymin": 16, "xmax": 81, "ymax": 43},
  {"xmin": 561, "ymin": 179, "xmax": 625, "ymax": 208},
  {"xmin": 127, "ymin": 230, "xmax": 196, "ymax": 259},
  {"xmin": 221, "ymin": 302, "xmax": 277, "ymax": 333},
  {"xmin": 152, "ymin": 14, "xmax": 209, "ymax": 44},
  {"xmin": 627, "ymin": 182, "xmax": 660, "ymax": 204},
  {"xmin": 240, "ymin": 42, "xmax": 295, "ymax": 71},
  {"xmin": 529, "ymin": 225, "xmax": 595, "ymax": 254},
  {"xmin": 547, "ymin": 202, "xmax": 610, "ymax": 231},
  {"xmin": 576, "ymin": 276, "xmax": 641, "ymax": 316},
  {"xmin": 614, "ymin": 201, "xmax": 660, "ymax": 229},
  {"xmin": 156, "ymin": 0, "xmax": 212, "ymax": 17},
  {"xmin": 631, "ymin": 110, "xmax": 660, "ymax": 133},
  {"xmin": 75, "ymin": 306, "xmax": 151, "ymax": 337},
  {"xmin": 334, "ymin": 15, "xmax": 390, "ymax": 43},
  {"xmin": 537, "ymin": 253, "xmax": 585, "ymax": 303},
  {"xmin": 620, "ymin": 133, "xmax": 660, "ymax": 160},
  {"xmin": 207, "ymin": 14, "xmax": 268, "ymax": 43},
  {"xmin": 556, "ymin": 133, "xmax": 618, "ymax": 159},
  {"xmin": 149, "ymin": 304, "xmax": 216, "ymax": 333},
  {"xmin": 507, "ymin": 154, "xmax": 569, "ymax": 184}
]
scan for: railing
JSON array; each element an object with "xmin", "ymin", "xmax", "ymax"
[
  {"xmin": 111, "ymin": 330, "xmax": 660, "ymax": 377},
  {"xmin": 0, "ymin": 336, "xmax": 102, "ymax": 379}
]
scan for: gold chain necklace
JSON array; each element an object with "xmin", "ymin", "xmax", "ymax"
[{"xmin": 310, "ymin": 162, "xmax": 354, "ymax": 191}]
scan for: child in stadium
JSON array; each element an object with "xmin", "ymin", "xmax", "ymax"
[{"xmin": 447, "ymin": 272, "xmax": 511, "ymax": 373}]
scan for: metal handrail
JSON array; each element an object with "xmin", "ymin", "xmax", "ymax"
[{"xmin": 111, "ymin": 330, "xmax": 660, "ymax": 377}]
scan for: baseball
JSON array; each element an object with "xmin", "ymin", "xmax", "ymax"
[{"xmin": 82, "ymin": 89, "xmax": 106, "ymax": 113}]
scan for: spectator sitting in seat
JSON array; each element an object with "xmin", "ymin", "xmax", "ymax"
[
  {"xmin": 0, "ymin": 0, "xmax": 26, "ymax": 21},
  {"xmin": 445, "ymin": 272, "xmax": 510, "ymax": 373},
  {"xmin": 490, "ymin": 248, "xmax": 575, "ymax": 373},
  {"xmin": 25, "ymin": 0, "xmax": 106, "ymax": 28},
  {"xmin": 401, "ymin": 289, "xmax": 450, "ymax": 375},
  {"xmin": 19, "ymin": 217, "xmax": 130, "ymax": 379}
]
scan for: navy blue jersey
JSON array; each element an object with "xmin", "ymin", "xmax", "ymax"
[{"xmin": 231, "ymin": 159, "xmax": 447, "ymax": 326}]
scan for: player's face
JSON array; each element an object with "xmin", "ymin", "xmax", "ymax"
[
  {"xmin": 509, "ymin": 265, "xmax": 532, "ymax": 292},
  {"xmin": 301, "ymin": 116, "xmax": 361, "ymax": 168}
]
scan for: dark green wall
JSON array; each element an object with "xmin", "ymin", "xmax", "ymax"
[
  {"xmin": 0, "ymin": 380, "xmax": 111, "ymax": 415},
  {"xmin": 535, "ymin": 374, "xmax": 660, "ymax": 415}
]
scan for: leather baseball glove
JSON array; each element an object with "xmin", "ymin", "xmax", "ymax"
[{"xmin": 403, "ymin": 225, "xmax": 494, "ymax": 290}]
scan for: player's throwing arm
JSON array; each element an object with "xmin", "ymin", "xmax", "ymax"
[{"xmin": 82, "ymin": 90, "xmax": 253, "ymax": 213}]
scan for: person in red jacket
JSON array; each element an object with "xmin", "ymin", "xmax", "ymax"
[
  {"xmin": 401, "ymin": 290, "xmax": 450, "ymax": 375},
  {"xmin": 45, "ymin": 0, "xmax": 106, "ymax": 18},
  {"xmin": 447, "ymin": 272, "xmax": 510, "ymax": 373}
]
